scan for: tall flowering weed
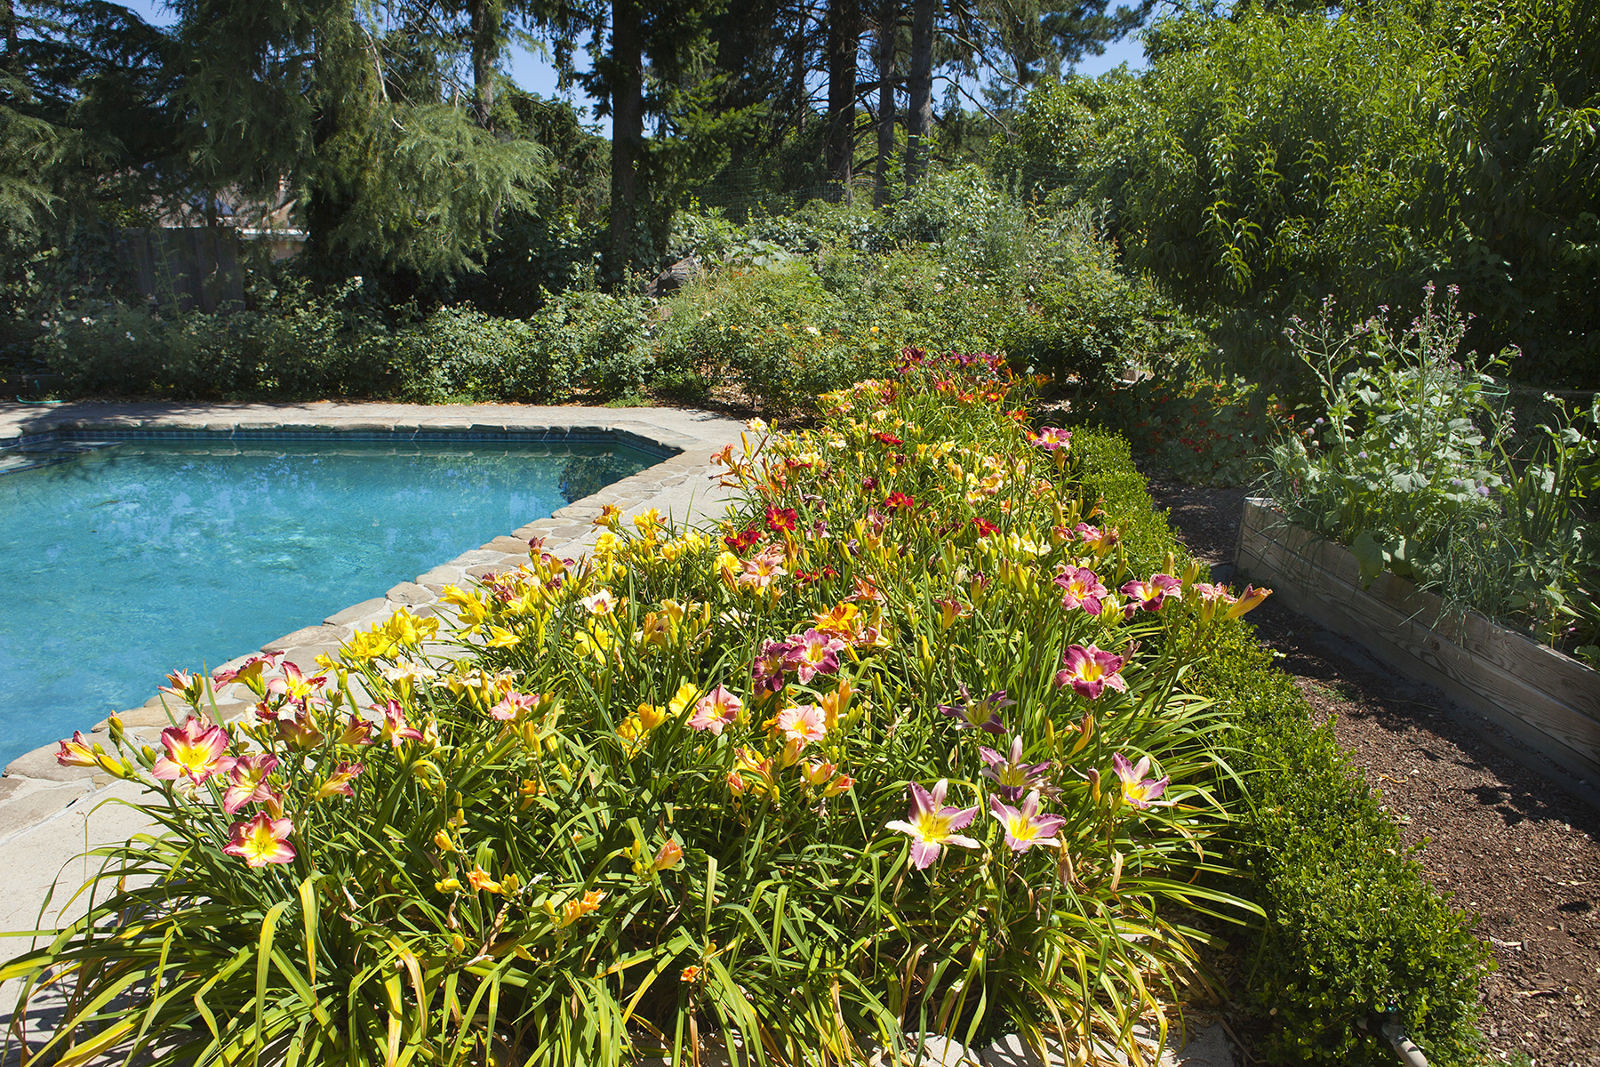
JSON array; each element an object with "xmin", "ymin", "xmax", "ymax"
[{"xmin": 9, "ymin": 349, "xmax": 1267, "ymax": 1067}]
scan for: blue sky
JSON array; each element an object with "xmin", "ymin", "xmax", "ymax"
[{"xmin": 112, "ymin": 1, "xmax": 1148, "ymax": 116}]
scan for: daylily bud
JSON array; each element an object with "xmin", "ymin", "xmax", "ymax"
[{"xmin": 653, "ymin": 840, "xmax": 684, "ymax": 871}]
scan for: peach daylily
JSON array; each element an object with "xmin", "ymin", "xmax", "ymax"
[{"xmin": 222, "ymin": 812, "xmax": 296, "ymax": 867}]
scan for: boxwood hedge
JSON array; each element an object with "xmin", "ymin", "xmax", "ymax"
[{"xmin": 1070, "ymin": 427, "xmax": 1492, "ymax": 1066}]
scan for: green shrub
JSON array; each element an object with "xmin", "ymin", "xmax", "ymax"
[
  {"xmin": 390, "ymin": 306, "xmax": 539, "ymax": 403},
  {"xmin": 1001, "ymin": 0, "xmax": 1600, "ymax": 388},
  {"xmin": 1070, "ymin": 427, "xmax": 1494, "ymax": 1066}
]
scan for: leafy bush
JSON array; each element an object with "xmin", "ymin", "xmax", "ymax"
[
  {"xmin": 521, "ymin": 287, "xmax": 655, "ymax": 401},
  {"xmin": 10, "ymin": 352, "xmax": 1255, "ymax": 1067},
  {"xmin": 37, "ymin": 280, "xmax": 400, "ymax": 399},
  {"xmin": 1001, "ymin": 0, "xmax": 1600, "ymax": 389},
  {"xmin": 1084, "ymin": 369, "xmax": 1284, "ymax": 487},
  {"xmin": 1070, "ymin": 428, "xmax": 1494, "ymax": 1066},
  {"xmin": 1263, "ymin": 287, "xmax": 1600, "ymax": 664}
]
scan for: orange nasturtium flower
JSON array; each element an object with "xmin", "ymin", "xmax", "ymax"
[{"xmin": 222, "ymin": 812, "xmax": 297, "ymax": 867}]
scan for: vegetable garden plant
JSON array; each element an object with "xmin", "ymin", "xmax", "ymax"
[{"xmin": 6, "ymin": 350, "xmax": 1274, "ymax": 1067}]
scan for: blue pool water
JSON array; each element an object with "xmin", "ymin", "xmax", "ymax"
[{"xmin": 0, "ymin": 434, "xmax": 656, "ymax": 765}]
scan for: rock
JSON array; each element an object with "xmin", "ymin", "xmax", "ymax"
[
  {"xmin": 261, "ymin": 624, "xmax": 344, "ymax": 653},
  {"xmin": 324, "ymin": 598, "xmax": 389, "ymax": 627},
  {"xmin": 0, "ymin": 781, "xmax": 91, "ymax": 841},
  {"xmin": 385, "ymin": 581, "xmax": 435, "ymax": 606},
  {"xmin": 645, "ymin": 256, "xmax": 701, "ymax": 298},
  {"xmin": 1172, "ymin": 1024, "xmax": 1235, "ymax": 1067}
]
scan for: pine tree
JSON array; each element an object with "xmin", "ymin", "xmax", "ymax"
[{"xmin": 169, "ymin": 0, "xmax": 550, "ymax": 281}]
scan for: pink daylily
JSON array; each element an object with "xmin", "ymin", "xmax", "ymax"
[
  {"xmin": 56, "ymin": 731, "xmax": 100, "ymax": 768},
  {"xmin": 219, "ymin": 753, "xmax": 280, "ymax": 815},
  {"xmin": 737, "ymin": 546, "xmax": 787, "ymax": 591},
  {"xmin": 213, "ymin": 652, "xmax": 284, "ymax": 690},
  {"xmin": 266, "ymin": 661, "xmax": 328, "ymax": 707},
  {"xmin": 988, "ymin": 790, "xmax": 1066, "ymax": 852},
  {"xmin": 374, "ymin": 700, "xmax": 424, "ymax": 748},
  {"xmin": 1054, "ymin": 566, "xmax": 1108, "ymax": 615},
  {"xmin": 774, "ymin": 703, "xmax": 828, "ymax": 748},
  {"xmin": 1120, "ymin": 574, "xmax": 1182, "ymax": 618},
  {"xmin": 1112, "ymin": 752, "xmax": 1170, "ymax": 810},
  {"xmin": 159, "ymin": 670, "xmax": 204, "ymax": 703},
  {"xmin": 886, "ymin": 779, "xmax": 981, "ymax": 869},
  {"xmin": 979, "ymin": 736, "xmax": 1052, "ymax": 800},
  {"xmin": 222, "ymin": 812, "xmax": 297, "ymax": 867},
  {"xmin": 1054, "ymin": 644, "xmax": 1128, "ymax": 700},
  {"xmin": 689, "ymin": 686, "xmax": 744, "ymax": 735},
  {"xmin": 151, "ymin": 716, "xmax": 231, "ymax": 786},
  {"xmin": 787, "ymin": 628, "xmax": 845, "ymax": 684},
  {"xmin": 1073, "ymin": 523, "xmax": 1119, "ymax": 557},
  {"xmin": 489, "ymin": 690, "xmax": 538, "ymax": 722},
  {"xmin": 1031, "ymin": 427, "xmax": 1072, "ymax": 451}
]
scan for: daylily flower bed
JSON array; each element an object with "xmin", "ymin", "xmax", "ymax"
[{"xmin": 11, "ymin": 350, "xmax": 1274, "ymax": 1067}]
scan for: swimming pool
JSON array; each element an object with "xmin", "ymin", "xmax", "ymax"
[{"xmin": 0, "ymin": 431, "xmax": 657, "ymax": 765}]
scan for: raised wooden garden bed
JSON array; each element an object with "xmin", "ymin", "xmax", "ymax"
[{"xmin": 1235, "ymin": 497, "xmax": 1600, "ymax": 799}]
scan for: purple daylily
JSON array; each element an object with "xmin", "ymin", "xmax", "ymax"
[
  {"xmin": 936, "ymin": 683, "xmax": 1013, "ymax": 736},
  {"xmin": 751, "ymin": 638, "xmax": 795, "ymax": 693},
  {"xmin": 1054, "ymin": 566, "xmax": 1108, "ymax": 615},
  {"xmin": 988, "ymin": 790, "xmax": 1066, "ymax": 852},
  {"xmin": 1112, "ymin": 752, "xmax": 1170, "ymax": 810},
  {"xmin": 979, "ymin": 736, "xmax": 1052, "ymax": 801}
]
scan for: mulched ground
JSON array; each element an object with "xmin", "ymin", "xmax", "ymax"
[{"xmin": 1142, "ymin": 472, "xmax": 1600, "ymax": 1067}]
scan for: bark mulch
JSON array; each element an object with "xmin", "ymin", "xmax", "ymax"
[{"xmin": 1142, "ymin": 473, "xmax": 1600, "ymax": 1067}]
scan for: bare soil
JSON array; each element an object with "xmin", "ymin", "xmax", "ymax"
[{"xmin": 1143, "ymin": 472, "xmax": 1600, "ymax": 1067}]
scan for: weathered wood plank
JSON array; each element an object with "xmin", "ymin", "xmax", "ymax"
[{"xmin": 1237, "ymin": 498, "xmax": 1600, "ymax": 797}]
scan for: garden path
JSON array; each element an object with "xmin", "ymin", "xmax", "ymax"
[{"xmin": 1145, "ymin": 473, "xmax": 1600, "ymax": 1067}]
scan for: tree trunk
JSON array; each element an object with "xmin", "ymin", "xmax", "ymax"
[
  {"xmin": 608, "ymin": 0, "xmax": 645, "ymax": 281},
  {"xmin": 905, "ymin": 0, "xmax": 933, "ymax": 188},
  {"xmin": 1, "ymin": 0, "xmax": 18, "ymax": 76},
  {"xmin": 873, "ymin": 0, "xmax": 895, "ymax": 206},
  {"xmin": 824, "ymin": 0, "xmax": 861, "ymax": 194},
  {"xmin": 467, "ymin": 0, "xmax": 499, "ymax": 131}
]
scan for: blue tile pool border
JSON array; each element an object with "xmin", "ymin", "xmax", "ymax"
[{"xmin": 0, "ymin": 425, "xmax": 681, "ymax": 476}]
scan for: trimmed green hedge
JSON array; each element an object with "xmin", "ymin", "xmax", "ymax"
[{"xmin": 1070, "ymin": 427, "xmax": 1492, "ymax": 1066}]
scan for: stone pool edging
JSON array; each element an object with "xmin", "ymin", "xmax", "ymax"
[{"xmin": 0, "ymin": 401, "xmax": 746, "ymax": 844}]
